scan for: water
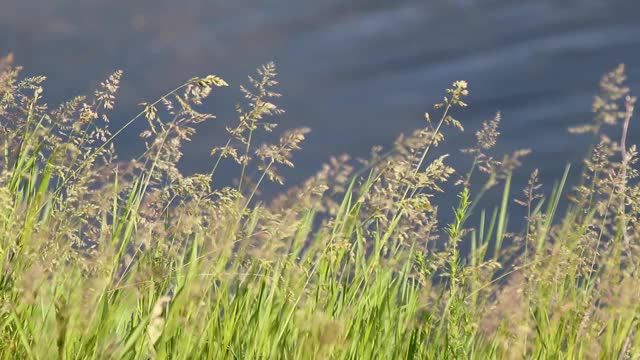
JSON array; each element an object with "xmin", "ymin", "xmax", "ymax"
[{"xmin": 2, "ymin": 0, "xmax": 640, "ymax": 205}]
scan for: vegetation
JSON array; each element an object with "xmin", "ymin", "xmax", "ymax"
[{"xmin": 0, "ymin": 52, "xmax": 638, "ymax": 359}]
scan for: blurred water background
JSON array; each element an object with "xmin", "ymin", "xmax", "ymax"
[{"xmin": 2, "ymin": 0, "xmax": 640, "ymax": 213}]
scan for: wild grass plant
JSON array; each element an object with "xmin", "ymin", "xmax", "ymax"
[{"xmin": 0, "ymin": 52, "xmax": 638, "ymax": 359}]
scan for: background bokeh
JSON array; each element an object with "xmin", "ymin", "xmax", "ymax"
[{"xmin": 2, "ymin": 0, "xmax": 640, "ymax": 203}]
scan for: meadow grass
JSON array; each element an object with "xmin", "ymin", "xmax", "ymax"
[{"xmin": 0, "ymin": 53, "xmax": 638, "ymax": 359}]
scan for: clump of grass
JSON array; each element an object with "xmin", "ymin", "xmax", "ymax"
[{"xmin": 0, "ymin": 52, "xmax": 639, "ymax": 359}]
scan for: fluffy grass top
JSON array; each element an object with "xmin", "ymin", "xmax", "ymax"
[{"xmin": 0, "ymin": 53, "xmax": 638, "ymax": 359}]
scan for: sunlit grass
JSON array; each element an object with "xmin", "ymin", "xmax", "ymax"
[{"xmin": 0, "ymin": 53, "xmax": 638, "ymax": 359}]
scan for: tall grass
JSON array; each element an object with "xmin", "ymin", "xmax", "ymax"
[{"xmin": 0, "ymin": 53, "xmax": 638, "ymax": 359}]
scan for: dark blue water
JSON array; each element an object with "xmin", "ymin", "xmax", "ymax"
[{"xmin": 2, "ymin": 0, "xmax": 640, "ymax": 205}]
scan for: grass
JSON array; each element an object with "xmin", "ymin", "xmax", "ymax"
[{"xmin": 0, "ymin": 53, "xmax": 639, "ymax": 359}]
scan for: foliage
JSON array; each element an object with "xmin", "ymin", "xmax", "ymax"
[{"xmin": 0, "ymin": 53, "xmax": 638, "ymax": 359}]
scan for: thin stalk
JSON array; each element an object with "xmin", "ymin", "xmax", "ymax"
[{"xmin": 238, "ymin": 128, "xmax": 254, "ymax": 193}]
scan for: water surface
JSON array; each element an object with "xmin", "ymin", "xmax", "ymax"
[{"xmin": 2, "ymin": 0, "xmax": 640, "ymax": 204}]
